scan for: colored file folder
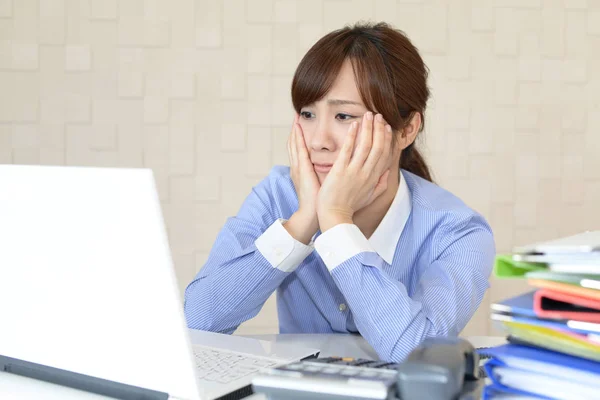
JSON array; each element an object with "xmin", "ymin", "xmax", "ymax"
[
  {"xmin": 500, "ymin": 320, "xmax": 600, "ymax": 362},
  {"xmin": 483, "ymin": 344, "xmax": 600, "ymax": 400},
  {"xmin": 484, "ymin": 343, "xmax": 600, "ymax": 383},
  {"xmin": 493, "ymin": 254, "xmax": 545, "ymax": 278},
  {"xmin": 527, "ymin": 278, "xmax": 600, "ymax": 301},
  {"xmin": 534, "ymin": 289, "xmax": 600, "ymax": 322},
  {"xmin": 491, "ymin": 292, "xmax": 600, "ymax": 334}
]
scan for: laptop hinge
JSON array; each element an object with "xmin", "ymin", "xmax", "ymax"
[{"xmin": 0, "ymin": 354, "xmax": 168, "ymax": 400}]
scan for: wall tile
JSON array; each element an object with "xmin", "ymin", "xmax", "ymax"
[
  {"xmin": 90, "ymin": 0, "xmax": 117, "ymax": 20},
  {"xmin": 0, "ymin": 0, "xmax": 12, "ymax": 17},
  {"xmin": 11, "ymin": 43, "xmax": 38, "ymax": 70},
  {"xmin": 40, "ymin": 0, "xmax": 64, "ymax": 18},
  {"xmin": 3, "ymin": 0, "xmax": 600, "ymax": 337},
  {"xmin": 65, "ymin": 45, "xmax": 91, "ymax": 71},
  {"xmin": 221, "ymin": 123, "xmax": 246, "ymax": 151}
]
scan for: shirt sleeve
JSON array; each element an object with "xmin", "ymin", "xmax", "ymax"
[
  {"xmin": 320, "ymin": 217, "xmax": 495, "ymax": 363},
  {"xmin": 255, "ymin": 218, "xmax": 315, "ymax": 273},
  {"xmin": 184, "ymin": 167, "xmax": 299, "ymax": 334},
  {"xmin": 314, "ymin": 223, "xmax": 376, "ymax": 271}
]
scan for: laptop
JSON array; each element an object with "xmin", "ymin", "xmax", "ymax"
[{"xmin": 0, "ymin": 165, "xmax": 319, "ymax": 400}]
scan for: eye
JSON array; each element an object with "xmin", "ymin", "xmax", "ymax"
[
  {"xmin": 335, "ymin": 113, "xmax": 356, "ymax": 121},
  {"xmin": 300, "ymin": 111, "xmax": 314, "ymax": 119}
]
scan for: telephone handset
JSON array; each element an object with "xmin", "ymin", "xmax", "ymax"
[{"xmin": 395, "ymin": 337, "xmax": 483, "ymax": 400}]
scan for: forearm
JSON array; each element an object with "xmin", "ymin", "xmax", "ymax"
[
  {"xmin": 330, "ymin": 256, "xmax": 487, "ymax": 363},
  {"xmin": 282, "ymin": 210, "xmax": 319, "ymax": 245},
  {"xmin": 330, "ymin": 259, "xmax": 435, "ymax": 362},
  {"xmin": 184, "ymin": 250, "xmax": 288, "ymax": 333}
]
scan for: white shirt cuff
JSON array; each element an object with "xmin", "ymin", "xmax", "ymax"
[
  {"xmin": 255, "ymin": 219, "xmax": 314, "ymax": 273},
  {"xmin": 315, "ymin": 223, "xmax": 375, "ymax": 272}
]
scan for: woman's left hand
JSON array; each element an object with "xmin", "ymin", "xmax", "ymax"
[{"xmin": 317, "ymin": 111, "xmax": 394, "ymax": 232}]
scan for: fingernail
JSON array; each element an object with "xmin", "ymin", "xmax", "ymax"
[
  {"xmin": 351, "ymin": 121, "xmax": 358, "ymax": 129},
  {"xmin": 375, "ymin": 114, "xmax": 383, "ymax": 123},
  {"xmin": 366, "ymin": 112, "xmax": 373, "ymax": 121},
  {"xmin": 385, "ymin": 125, "xmax": 392, "ymax": 133}
]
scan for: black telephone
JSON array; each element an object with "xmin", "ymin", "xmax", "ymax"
[{"xmin": 395, "ymin": 337, "xmax": 483, "ymax": 400}]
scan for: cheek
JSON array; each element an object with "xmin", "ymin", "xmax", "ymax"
[
  {"xmin": 334, "ymin": 124, "xmax": 354, "ymax": 148},
  {"xmin": 298, "ymin": 122, "xmax": 313, "ymax": 143}
]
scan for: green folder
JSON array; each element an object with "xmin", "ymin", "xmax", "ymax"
[
  {"xmin": 500, "ymin": 320, "xmax": 600, "ymax": 362},
  {"xmin": 494, "ymin": 254, "xmax": 546, "ymax": 278}
]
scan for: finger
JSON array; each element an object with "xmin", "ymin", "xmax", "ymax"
[
  {"xmin": 295, "ymin": 122, "xmax": 311, "ymax": 166},
  {"xmin": 364, "ymin": 114, "xmax": 387, "ymax": 172},
  {"xmin": 378, "ymin": 125, "xmax": 394, "ymax": 174},
  {"xmin": 336, "ymin": 120, "xmax": 359, "ymax": 167},
  {"xmin": 289, "ymin": 121, "xmax": 298, "ymax": 168},
  {"xmin": 350, "ymin": 111, "xmax": 374, "ymax": 167}
]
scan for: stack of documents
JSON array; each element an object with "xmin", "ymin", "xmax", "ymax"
[{"xmin": 484, "ymin": 231, "xmax": 600, "ymax": 399}]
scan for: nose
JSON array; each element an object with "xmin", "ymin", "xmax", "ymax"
[{"xmin": 309, "ymin": 120, "xmax": 337, "ymax": 152}]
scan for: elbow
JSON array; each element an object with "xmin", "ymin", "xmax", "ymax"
[{"xmin": 183, "ymin": 279, "xmax": 215, "ymax": 332}]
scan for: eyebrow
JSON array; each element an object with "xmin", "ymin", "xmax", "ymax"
[{"xmin": 326, "ymin": 99, "xmax": 364, "ymax": 106}]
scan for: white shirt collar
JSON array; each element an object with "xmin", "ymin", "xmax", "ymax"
[{"xmin": 368, "ymin": 170, "xmax": 412, "ymax": 265}]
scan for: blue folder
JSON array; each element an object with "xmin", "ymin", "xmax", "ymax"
[
  {"xmin": 491, "ymin": 291, "xmax": 537, "ymax": 317},
  {"xmin": 483, "ymin": 343, "xmax": 600, "ymax": 374},
  {"xmin": 483, "ymin": 344, "xmax": 600, "ymax": 399},
  {"xmin": 491, "ymin": 292, "xmax": 600, "ymax": 335},
  {"xmin": 483, "ymin": 359, "xmax": 553, "ymax": 400}
]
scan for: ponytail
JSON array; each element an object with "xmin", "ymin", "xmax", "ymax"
[{"xmin": 400, "ymin": 144, "xmax": 432, "ymax": 182}]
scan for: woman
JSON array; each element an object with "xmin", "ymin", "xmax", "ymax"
[{"xmin": 184, "ymin": 22, "xmax": 495, "ymax": 362}]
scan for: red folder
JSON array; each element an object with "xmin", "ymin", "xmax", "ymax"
[{"xmin": 534, "ymin": 289, "xmax": 600, "ymax": 322}]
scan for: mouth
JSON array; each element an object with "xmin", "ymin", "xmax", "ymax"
[{"xmin": 312, "ymin": 163, "xmax": 333, "ymax": 173}]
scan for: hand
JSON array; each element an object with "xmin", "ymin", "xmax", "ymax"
[
  {"xmin": 317, "ymin": 112, "xmax": 393, "ymax": 232},
  {"xmin": 285, "ymin": 114, "xmax": 320, "ymax": 244}
]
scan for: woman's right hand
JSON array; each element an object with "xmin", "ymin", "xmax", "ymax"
[{"xmin": 285, "ymin": 114, "xmax": 320, "ymax": 244}]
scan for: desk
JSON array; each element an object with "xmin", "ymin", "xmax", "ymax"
[
  {"xmin": 0, "ymin": 332, "xmax": 506, "ymax": 399},
  {"xmin": 238, "ymin": 334, "xmax": 505, "ymax": 359}
]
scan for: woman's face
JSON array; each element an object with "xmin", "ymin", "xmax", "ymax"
[{"xmin": 298, "ymin": 59, "xmax": 372, "ymax": 183}]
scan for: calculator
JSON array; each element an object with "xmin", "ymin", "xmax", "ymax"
[{"xmin": 252, "ymin": 356, "xmax": 401, "ymax": 400}]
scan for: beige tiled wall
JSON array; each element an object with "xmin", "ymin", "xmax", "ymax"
[{"xmin": 2, "ymin": 0, "xmax": 599, "ymax": 336}]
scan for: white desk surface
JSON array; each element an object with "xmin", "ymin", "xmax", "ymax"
[{"xmin": 0, "ymin": 332, "xmax": 506, "ymax": 399}]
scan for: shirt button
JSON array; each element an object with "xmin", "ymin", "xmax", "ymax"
[
  {"xmin": 325, "ymin": 251, "xmax": 333, "ymax": 258},
  {"xmin": 339, "ymin": 303, "xmax": 347, "ymax": 312},
  {"xmin": 274, "ymin": 248, "xmax": 282, "ymax": 257}
]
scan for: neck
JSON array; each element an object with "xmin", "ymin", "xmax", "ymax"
[{"xmin": 353, "ymin": 168, "xmax": 400, "ymax": 239}]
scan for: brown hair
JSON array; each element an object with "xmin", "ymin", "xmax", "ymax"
[{"xmin": 291, "ymin": 21, "xmax": 433, "ymax": 182}]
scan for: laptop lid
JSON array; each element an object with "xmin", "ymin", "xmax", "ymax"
[{"xmin": 0, "ymin": 165, "xmax": 202, "ymax": 400}]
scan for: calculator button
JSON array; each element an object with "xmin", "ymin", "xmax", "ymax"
[
  {"xmin": 340, "ymin": 368, "xmax": 360, "ymax": 376},
  {"xmin": 284, "ymin": 363, "xmax": 304, "ymax": 370},
  {"xmin": 358, "ymin": 370, "xmax": 378, "ymax": 378},
  {"xmin": 304, "ymin": 366, "xmax": 323, "ymax": 372}
]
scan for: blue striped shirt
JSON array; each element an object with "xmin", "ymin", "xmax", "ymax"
[{"xmin": 184, "ymin": 166, "xmax": 495, "ymax": 362}]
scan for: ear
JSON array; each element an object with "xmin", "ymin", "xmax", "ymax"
[{"xmin": 398, "ymin": 112, "xmax": 422, "ymax": 150}]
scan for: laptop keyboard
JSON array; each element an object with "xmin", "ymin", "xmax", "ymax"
[{"xmin": 193, "ymin": 345, "xmax": 280, "ymax": 384}]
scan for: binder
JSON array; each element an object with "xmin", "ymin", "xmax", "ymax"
[
  {"xmin": 491, "ymin": 291, "xmax": 600, "ymax": 335},
  {"xmin": 482, "ymin": 344, "xmax": 600, "ymax": 385},
  {"xmin": 525, "ymin": 271, "xmax": 600, "ymax": 291},
  {"xmin": 534, "ymin": 289, "xmax": 600, "ymax": 322},
  {"xmin": 494, "ymin": 254, "xmax": 545, "ymax": 278},
  {"xmin": 484, "ymin": 359, "xmax": 600, "ymax": 400},
  {"xmin": 498, "ymin": 320, "xmax": 600, "ymax": 362},
  {"xmin": 512, "ymin": 230, "xmax": 600, "ymax": 255},
  {"xmin": 527, "ymin": 278, "xmax": 600, "ymax": 301},
  {"xmin": 491, "ymin": 291, "xmax": 538, "ymax": 318}
]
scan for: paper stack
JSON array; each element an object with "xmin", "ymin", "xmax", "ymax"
[{"xmin": 483, "ymin": 231, "xmax": 600, "ymax": 399}]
